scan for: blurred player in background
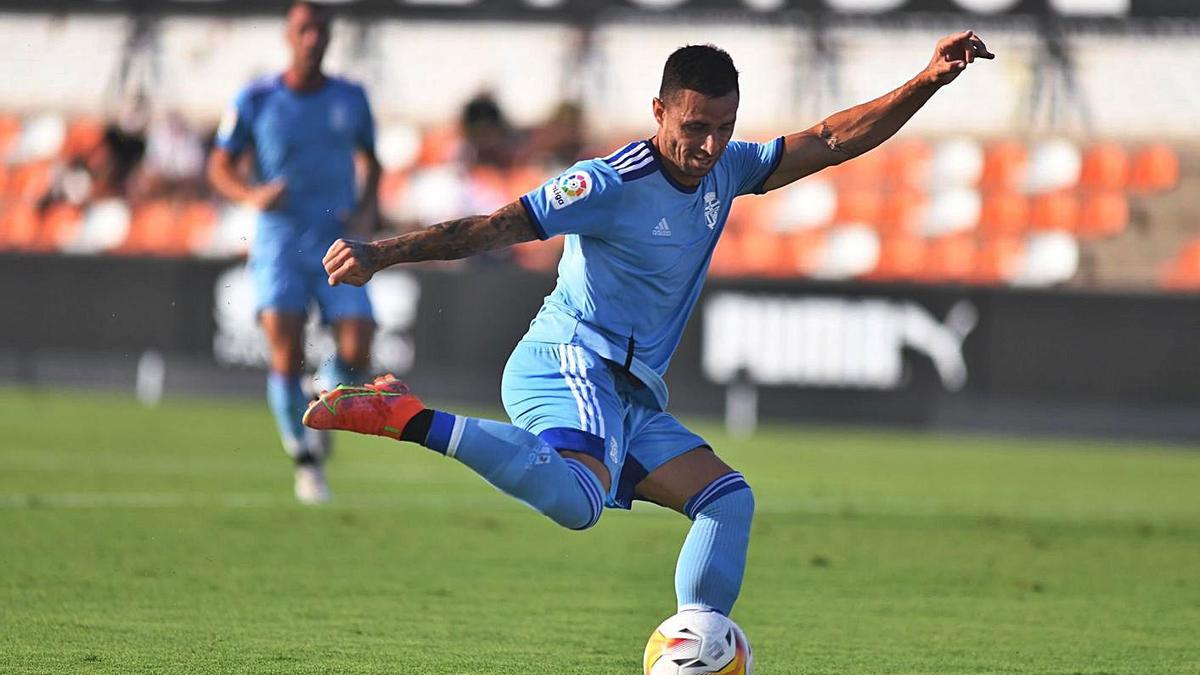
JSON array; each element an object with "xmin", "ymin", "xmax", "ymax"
[
  {"xmin": 306, "ymin": 33, "xmax": 991, "ymax": 616},
  {"xmin": 207, "ymin": 1, "xmax": 382, "ymax": 504}
]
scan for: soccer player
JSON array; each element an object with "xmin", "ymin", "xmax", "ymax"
[
  {"xmin": 306, "ymin": 33, "xmax": 992, "ymax": 616},
  {"xmin": 207, "ymin": 1, "xmax": 381, "ymax": 504}
]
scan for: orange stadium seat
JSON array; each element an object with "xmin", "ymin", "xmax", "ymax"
[
  {"xmin": 0, "ymin": 115, "xmax": 20, "ymax": 160},
  {"xmin": 1077, "ymin": 191, "xmax": 1129, "ymax": 241},
  {"xmin": 118, "ymin": 200, "xmax": 179, "ymax": 256},
  {"xmin": 0, "ymin": 204, "xmax": 40, "ymax": 250},
  {"xmin": 913, "ymin": 233, "xmax": 976, "ymax": 284},
  {"xmin": 708, "ymin": 232, "xmax": 743, "ymax": 278},
  {"xmin": 968, "ymin": 236, "xmax": 1024, "ymax": 286},
  {"xmin": 62, "ymin": 117, "xmax": 105, "ymax": 160},
  {"xmin": 1160, "ymin": 238, "xmax": 1200, "ymax": 291},
  {"xmin": 834, "ymin": 188, "xmax": 883, "ymax": 227},
  {"xmin": 979, "ymin": 139, "xmax": 1027, "ymax": 192},
  {"xmin": 6, "ymin": 161, "xmax": 53, "ymax": 204},
  {"xmin": 978, "ymin": 191, "xmax": 1029, "ymax": 238},
  {"xmin": 783, "ymin": 230, "xmax": 825, "ymax": 277},
  {"xmin": 1029, "ymin": 190, "xmax": 1079, "ymax": 232},
  {"xmin": 415, "ymin": 126, "xmax": 461, "ymax": 167},
  {"xmin": 865, "ymin": 234, "xmax": 926, "ymax": 282},
  {"xmin": 1128, "ymin": 143, "xmax": 1180, "ymax": 194},
  {"xmin": 180, "ymin": 200, "xmax": 218, "ymax": 255},
  {"xmin": 39, "ymin": 203, "xmax": 83, "ymax": 252},
  {"xmin": 511, "ymin": 237, "xmax": 564, "ymax": 273},
  {"xmin": 877, "ymin": 188, "xmax": 927, "ymax": 237},
  {"xmin": 506, "ymin": 164, "xmax": 546, "ymax": 198},
  {"xmin": 737, "ymin": 230, "xmax": 792, "ymax": 278},
  {"xmin": 1078, "ymin": 142, "xmax": 1128, "ymax": 191},
  {"xmin": 885, "ymin": 138, "xmax": 932, "ymax": 190},
  {"xmin": 831, "ymin": 148, "xmax": 887, "ymax": 189}
]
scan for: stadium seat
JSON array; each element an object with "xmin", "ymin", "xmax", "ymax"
[
  {"xmin": 1077, "ymin": 191, "xmax": 1129, "ymax": 241},
  {"xmin": 913, "ymin": 233, "xmax": 976, "ymax": 284},
  {"xmin": 1128, "ymin": 143, "xmax": 1180, "ymax": 194},
  {"xmin": 923, "ymin": 187, "xmax": 981, "ymax": 237},
  {"xmin": 6, "ymin": 161, "xmax": 53, "ymax": 205},
  {"xmin": 1012, "ymin": 231, "xmax": 1079, "ymax": 287},
  {"xmin": 1079, "ymin": 142, "xmax": 1128, "ymax": 191},
  {"xmin": 0, "ymin": 115, "xmax": 20, "ymax": 160},
  {"xmin": 0, "ymin": 204, "xmax": 40, "ymax": 250},
  {"xmin": 415, "ymin": 126, "xmax": 461, "ymax": 167},
  {"xmin": 506, "ymin": 164, "xmax": 546, "ymax": 199},
  {"xmin": 180, "ymin": 200, "xmax": 218, "ymax": 255},
  {"xmin": 200, "ymin": 204, "xmax": 256, "ymax": 258},
  {"xmin": 62, "ymin": 117, "xmax": 105, "ymax": 160},
  {"xmin": 61, "ymin": 198, "xmax": 131, "ymax": 254},
  {"xmin": 1025, "ymin": 138, "xmax": 1082, "ymax": 194},
  {"xmin": 930, "ymin": 137, "xmax": 984, "ymax": 189},
  {"xmin": 810, "ymin": 224, "xmax": 879, "ymax": 280},
  {"xmin": 738, "ymin": 230, "xmax": 793, "ymax": 278},
  {"xmin": 1159, "ymin": 238, "xmax": 1200, "ymax": 291},
  {"xmin": 708, "ymin": 232, "xmax": 743, "ymax": 278},
  {"xmin": 865, "ymin": 233, "xmax": 926, "ymax": 282},
  {"xmin": 877, "ymin": 188, "xmax": 927, "ymax": 237},
  {"xmin": 378, "ymin": 169, "xmax": 410, "ymax": 223},
  {"xmin": 831, "ymin": 148, "xmax": 887, "ymax": 189},
  {"xmin": 375, "ymin": 122, "xmax": 423, "ymax": 172},
  {"xmin": 885, "ymin": 137, "xmax": 932, "ymax": 190},
  {"xmin": 833, "ymin": 188, "xmax": 883, "ymax": 228},
  {"xmin": 784, "ymin": 229, "xmax": 825, "ymax": 277},
  {"xmin": 13, "ymin": 113, "xmax": 65, "ymax": 163},
  {"xmin": 1029, "ymin": 190, "xmax": 1080, "ymax": 232},
  {"xmin": 980, "ymin": 139, "xmax": 1027, "ymax": 192},
  {"xmin": 118, "ymin": 200, "xmax": 180, "ymax": 256},
  {"xmin": 978, "ymin": 190, "xmax": 1029, "ymax": 238},
  {"xmin": 968, "ymin": 236, "xmax": 1024, "ymax": 286},
  {"xmin": 39, "ymin": 203, "xmax": 83, "ymax": 252},
  {"xmin": 773, "ymin": 176, "xmax": 836, "ymax": 232}
]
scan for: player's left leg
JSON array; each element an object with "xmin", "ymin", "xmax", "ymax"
[
  {"xmin": 624, "ymin": 420, "xmax": 754, "ymax": 616},
  {"xmin": 314, "ymin": 275, "xmax": 375, "ymax": 391}
]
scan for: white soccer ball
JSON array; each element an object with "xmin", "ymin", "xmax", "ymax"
[{"xmin": 643, "ymin": 610, "xmax": 753, "ymax": 675}]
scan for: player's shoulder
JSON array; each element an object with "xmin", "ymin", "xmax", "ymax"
[
  {"xmin": 327, "ymin": 75, "xmax": 370, "ymax": 99},
  {"xmin": 598, "ymin": 139, "xmax": 658, "ymax": 183},
  {"xmin": 237, "ymin": 74, "xmax": 282, "ymax": 102}
]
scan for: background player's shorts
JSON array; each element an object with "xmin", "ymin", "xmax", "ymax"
[
  {"xmin": 250, "ymin": 215, "xmax": 373, "ymax": 324},
  {"xmin": 501, "ymin": 340, "xmax": 707, "ymax": 510}
]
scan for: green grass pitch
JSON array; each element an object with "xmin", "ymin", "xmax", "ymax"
[{"xmin": 1, "ymin": 388, "xmax": 1198, "ymax": 674}]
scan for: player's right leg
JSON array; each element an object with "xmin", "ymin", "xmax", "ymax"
[{"xmin": 304, "ymin": 342, "xmax": 618, "ymax": 530}]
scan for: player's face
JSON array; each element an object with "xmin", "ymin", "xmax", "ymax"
[
  {"xmin": 286, "ymin": 4, "xmax": 330, "ymax": 73},
  {"xmin": 653, "ymin": 89, "xmax": 739, "ymax": 182}
]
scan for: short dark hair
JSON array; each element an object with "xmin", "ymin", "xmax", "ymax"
[{"xmin": 659, "ymin": 44, "xmax": 739, "ymax": 102}]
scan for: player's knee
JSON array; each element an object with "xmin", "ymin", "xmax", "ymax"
[{"xmin": 554, "ymin": 457, "xmax": 606, "ymax": 532}]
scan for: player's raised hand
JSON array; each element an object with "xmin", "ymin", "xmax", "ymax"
[
  {"xmin": 924, "ymin": 31, "xmax": 994, "ymax": 86},
  {"xmin": 323, "ymin": 238, "xmax": 377, "ymax": 286},
  {"xmin": 245, "ymin": 179, "xmax": 287, "ymax": 211}
]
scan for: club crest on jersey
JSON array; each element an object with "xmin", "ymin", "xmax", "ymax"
[
  {"xmin": 704, "ymin": 191, "xmax": 720, "ymax": 230},
  {"xmin": 547, "ymin": 170, "xmax": 591, "ymax": 210}
]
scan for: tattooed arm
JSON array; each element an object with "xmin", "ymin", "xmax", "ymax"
[{"xmin": 322, "ymin": 200, "xmax": 540, "ymax": 286}]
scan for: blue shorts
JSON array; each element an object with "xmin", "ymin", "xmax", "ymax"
[
  {"xmin": 249, "ymin": 216, "xmax": 373, "ymax": 324},
  {"xmin": 501, "ymin": 341, "xmax": 708, "ymax": 510}
]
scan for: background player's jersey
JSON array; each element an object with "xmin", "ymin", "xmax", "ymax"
[
  {"xmin": 519, "ymin": 137, "xmax": 783, "ymax": 409},
  {"xmin": 215, "ymin": 74, "xmax": 375, "ymax": 233}
]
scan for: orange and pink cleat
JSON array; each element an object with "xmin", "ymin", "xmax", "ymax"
[{"xmin": 302, "ymin": 374, "xmax": 427, "ymax": 441}]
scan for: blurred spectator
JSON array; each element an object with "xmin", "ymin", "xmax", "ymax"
[
  {"xmin": 460, "ymin": 92, "xmax": 518, "ymax": 170},
  {"xmin": 519, "ymin": 101, "xmax": 586, "ymax": 171},
  {"xmin": 138, "ymin": 111, "xmax": 206, "ymax": 200}
]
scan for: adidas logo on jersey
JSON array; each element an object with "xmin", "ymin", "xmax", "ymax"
[{"xmin": 652, "ymin": 218, "xmax": 672, "ymax": 237}]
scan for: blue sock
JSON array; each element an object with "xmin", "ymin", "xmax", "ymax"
[
  {"xmin": 674, "ymin": 472, "xmax": 755, "ymax": 616},
  {"xmin": 421, "ymin": 413, "xmax": 604, "ymax": 531},
  {"xmin": 266, "ymin": 372, "xmax": 310, "ymax": 459}
]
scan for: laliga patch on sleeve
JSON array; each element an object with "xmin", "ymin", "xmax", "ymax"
[{"xmin": 546, "ymin": 170, "xmax": 592, "ymax": 210}]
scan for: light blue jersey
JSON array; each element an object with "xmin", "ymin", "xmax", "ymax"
[
  {"xmin": 216, "ymin": 73, "xmax": 375, "ymax": 321},
  {"xmin": 518, "ymin": 137, "xmax": 784, "ymax": 410}
]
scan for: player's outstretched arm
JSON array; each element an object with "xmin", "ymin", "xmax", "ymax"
[
  {"xmin": 323, "ymin": 200, "xmax": 539, "ymax": 286},
  {"xmin": 760, "ymin": 30, "xmax": 994, "ymax": 193}
]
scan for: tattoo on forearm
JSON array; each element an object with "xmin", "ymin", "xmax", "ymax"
[
  {"xmin": 819, "ymin": 122, "xmax": 856, "ymax": 158},
  {"xmin": 375, "ymin": 201, "xmax": 536, "ymax": 265}
]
